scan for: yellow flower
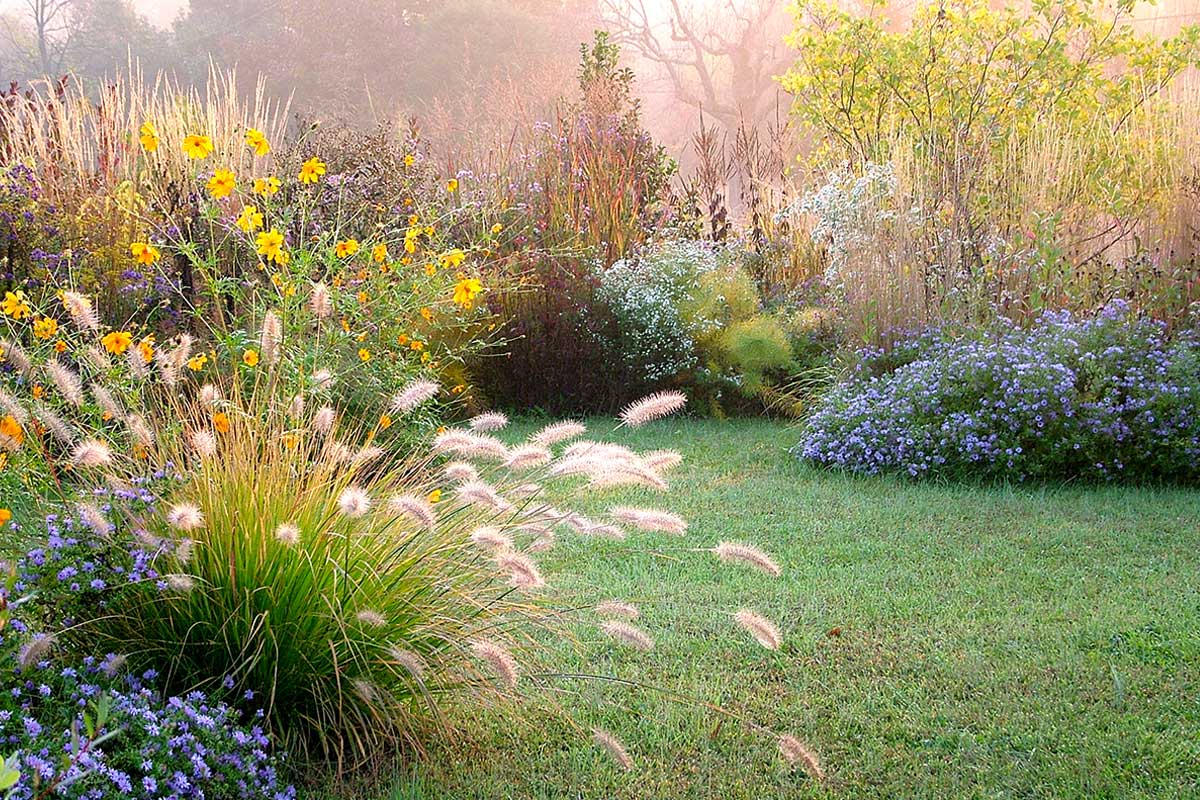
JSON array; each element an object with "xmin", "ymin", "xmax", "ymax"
[
  {"xmin": 187, "ymin": 353, "xmax": 208, "ymax": 371},
  {"xmin": 243, "ymin": 349, "xmax": 260, "ymax": 367},
  {"xmin": 213, "ymin": 412, "xmax": 231, "ymax": 434},
  {"xmin": 439, "ymin": 249, "xmax": 466, "ymax": 269},
  {"xmin": 182, "ymin": 134, "xmax": 214, "ymax": 159},
  {"xmin": 452, "ymin": 384, "xmax": 466, "ymax": 395},
  {"xmin": 31, "ymin": 385, "xmax": 45, "ymax": 399},
  {"xmin": 404, "ymin": 227, "xmax": 420, "ymax": 253},
  {"xmin": 207, "ymin": 169, "xmax": 236, "ymax": 199},
  {"xmin": 427, "ymin": 489, "xmax": 442, "ymax": 504},
  {"xmin": 372, "ymin": 242, "xmax": 388, "ymax": 263},
  {"xmin": 335, "ymin": 239, "xmax": 359, "ymax": 258},
  {"xmin": 245, "ymin": 128, "xmax": 270, "ymax": 156},
  {"xmin": 358, "ymin": 348, "xmax": 371, "ymax": 362},
  {"xmin": 0, "ymin": 415, "xmax": 24, "ymax": 447},
  {"xmin": 356, "ymin": 291, "xmax": 368, "ymax": 305},
  {"xmin": 130, "ymin": 242, "xmax": 161, "ymax": 265},
  {"xmin": 0, "ymin": 508, "xmax": 11, "ymax": 527},
  {"xmin": 101, "ymin": 330, "xmax": 132, "ymax": 355},
  {"xmin": 446, "ymin": 178, "xmax": 459, "ymax": 192},
  {"xmin": 137, "ymin": 336, "xmax": 155, "ymax": 363},
  {"xmin": 256, "ymin": 229, "xmax": 287, "ymax": 265},
  {"xmin": 420, "ymin": 307, "xmax": 433, "ymax": 321},
  {"xmin": 424, "ymin": 263, "xmax": 437, "ymax": 277},
  {"xmin": 139, "ymin": 121, "xmax": 159, "ymax": 152},
  {"xmin": 1, "ymin": 290, "xmax": 30, "ymax": 320},
  {"xmin": 235, "ymin": 205, "xmax": 264, "ymax": 232},
  {"xmin": 397, "ymin": 334, "xmax": 410, "ymax": 346},
  {"xmin": 409, "ymin": 340, "xmax": 424, "ymax": 351},
  {"xmin": 420, "ymin": 352, "xmax": 430, "ymax": 363},
  {"xmin": 32, "ymin": 317, "xmax": 58, "ymax": 339},
  {"xmin": 490, "ymin": 223, "xmax": 503, "ymax": 234},
  {"xmin": 452, "ymin": 277, "xmax": 483, "ymax": 309},
  {"xmin": 281, "ymin": 433, "xmax": 299, "ymax": 449},
  {"xmin": 298, "ymin": 157, "xmax": 326, "ymax": 184},
  {"xmin": 253, "ymin": 176, "xmax": 281, "ymax": 196},
  {"xmin": 403, "ymin": 154, "xmax": 415, "ymax": 167},
  {"xmin": 378, "ymin": 414, "xmax": 393, "ymax": 430},
  {"xmin": 53, "ymin": 340, "xmax": 67, "ymax": 353}
]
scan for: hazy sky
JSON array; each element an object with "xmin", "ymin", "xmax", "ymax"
[{"xmin": 134, "ymin": 0, "xmax": 188, "ymax": 27}]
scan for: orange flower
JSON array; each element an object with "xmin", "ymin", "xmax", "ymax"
[
  {"xmin": 335, "ymin": 239, "xmax": 359, "ymax": 258},
  {"xmin": 378, "ymin": 414, "xmax": 393, "ymax": 430},
  {"xmin": 0, "ymin": 415, "xmax": 24, "ymax": 447},
  {"xmin": 101, "ymin": 330, "xmax": 133, "ymax": 355},
  {"xmin": 213, "ymin": 412, "xmax": 231, "ymax": 434}
]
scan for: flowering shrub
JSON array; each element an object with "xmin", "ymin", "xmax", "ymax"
[{"xmin": 798, "ymin": 303, "xmax": 1200, "ymax": 481}]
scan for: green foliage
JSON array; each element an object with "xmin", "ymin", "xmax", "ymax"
[{"xmin": 782, "ymin": 0, "xmax": 1200, "ymax": 166}]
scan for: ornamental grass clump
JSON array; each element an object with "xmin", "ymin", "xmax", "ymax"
[{"xmin": 1, "ymin": 287, "xmax": 822, "ymax": 779}]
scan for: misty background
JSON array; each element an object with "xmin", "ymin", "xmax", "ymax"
[{"xmin": 0, "ymin": 0, "xmax": 1196, "ymax": 161}]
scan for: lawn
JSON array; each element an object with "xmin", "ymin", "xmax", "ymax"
[{"xmin": 368, "ymin": 417, "xmax": 1199, "ymax": 799}]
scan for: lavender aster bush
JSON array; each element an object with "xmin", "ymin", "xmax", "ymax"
[
  {"xmin": 798, "ymin": 302, "xmax": 1200, "ymax": 481},
  {"xmin": 0, "ymin": 504, "xmax": 294, "ymax": 799}
]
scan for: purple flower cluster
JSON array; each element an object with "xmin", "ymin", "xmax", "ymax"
[
  {"xmin": 1, "ymin": 658, "xmax": 293, "ymax": 800},
  {"xmin": 1, "ymin": 500, "xmax": 295, "ymax": 799},
  {"xmin": 798, "ymin": 302, "xmax": 1200, "ymax": 481}
]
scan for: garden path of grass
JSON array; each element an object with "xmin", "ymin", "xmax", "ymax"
[{"xmin": 375, "ymin": 417, "xmax": 1200, "ymax": 799}]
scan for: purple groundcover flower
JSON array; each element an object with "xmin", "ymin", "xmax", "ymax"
[
  {"xmin": 797, "ymin": 302, "xmax": 1200, "ymax": 482},
  {"xmin": 1, "ymin": 498, "xmax": 295, "ymax": 799}
]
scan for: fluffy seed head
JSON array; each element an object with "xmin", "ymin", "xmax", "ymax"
[
  {"xmin": 504, "ymin": 444, "xmax": 552, "ymax": 470},
  {"xmin": 388, "ymin": 646, "xmax": 426, "ymax": 680},
  {"xmin": 601, "ymin": 620, "xmax": 655, "ymax": 651},
  {"xmin": 125, "ymin": 414, "xmax": 155, "ymax": 448},
  {"xmin": 46, "ymin": 360, "xmax": 83, "ymax": 406},
  {"xmin": 496, "ymin": 549, "xmax": 544, "ymax": 588},
  {"xmin": 90, "ymin": 384, "xmax": 122, "ymax": 419},
  {"xmin": 166, "ymin": 503, "xmax": 205, "ymax": 532},
  {"xmin": 0, "ymin": 388, "xmax": 29, "ymax": 424},
  {"xmin": 735, "ymin": 610, "xmax": 782, "ymax": 650},
  {"xmin": 778, "ymin": 735, "xmax": 824, "ymax": 780},
  {"xmin": 444, "ymin": 461, "xmax": 478, "ymax": 483},
  {"xmin": 595, "ymin": 601, "xmax": 639, "ymax": 620},
  {"xmin": 61, "ymin": 290, "xmax": 99, "ymax": 331},
  {"xmin": 468, "ymin": 411, "xmax": 508, "ymax": 432},
  {"xmin": 198, "ymin": 384, "xmax": 222, "ymax": 406},
  {"xmin": 456, "ymin": 480, "xmax": 512, "ymax": 512},
  {"xmin": 391, "ymin": 379, "xmax": 440, "ymax": 413},
  {"xmin": 77, "ymin": 502, "xmax": 113, "ymax": 537},
  {"xmin": 18, "ymin": 635, "xmax": 55, "ymax": 670},
  {"xmin": 311, "ymin": 369, "xmax": 334, "ymax": 391},
  {"xmin": 510, "ymin": 482, "xmax": 543, "ymax": 499},
  {"xmin": 70, "ymin": 439, "xmax": 112, "ymax": 468},
  {"xmin": 313, "ymin": 406, "xmax": 336, "ymax": 434},
  {"xmin": 165, "ymin": 573, "xmax": 195, "ymax": 592},
  {"xmin": 259, "ymin": 310, "xmax": 283, "ymax": 364},
  {"xmin": 591, "ymin": 728, "xmax": 633, "ymax": 770},
  {"xmin": 470, "ymin": 526, "xmax": 512, "ymax": 550},
  {"xmin": 529, "ymin": 419, "xmax": 586, "ymax": 447},
  {"xmin": 188, "ymin": 429, "xmax": 217, "ymax": 459},
  {"xmin": 643, "ymin": 449, "xmax": 683, "ymax": 473},
  {"xmin": 712, "ymin": 541, "xmax": 782, "ymax": 577},
  {"xmin": 388, "ymin": 494, "xmax": 437, "ymax": 530},
  {"xmin": 619, "ymin": 391, "xmax": 687, "ymax": 427},
  {"xmin": 433, "ymin": 430, "xmax": 509, "ymax": 461},
  {"xmin": 355, "ymin": 609, "xmax": 387, "ymax": 627},
  {"xmin": 337, "ymin": 486, "xmax": 371, "ymax": 517},
  {"xmin": 0, "ymin": 338, "xmax": 31, "ymax": 375},
  {"xmin": 288, "ymin": 393, "xmax": 305, "ymax": 419},
  {"xmin": 33, "ymin": 404, "xmax": 75, "ymax": 444},
  {"xmin": 609, "ymin": 507, "xmax": 687, "ymax": 535},
  {"xmin": 309, "ymin": 282, "xmax": 332, "ymax": 318},
  {"xmin": 470, "ymin": 640, "xmax": 519, "ymax": 689},
  {"xmin": 275, "ymin": 522, "xmax": 301, "ymax": 545}
]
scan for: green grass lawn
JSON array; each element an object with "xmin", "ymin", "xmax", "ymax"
[{"xmin": 364, "ymin": 417, "xmax": 1200, "ymax": 799}]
